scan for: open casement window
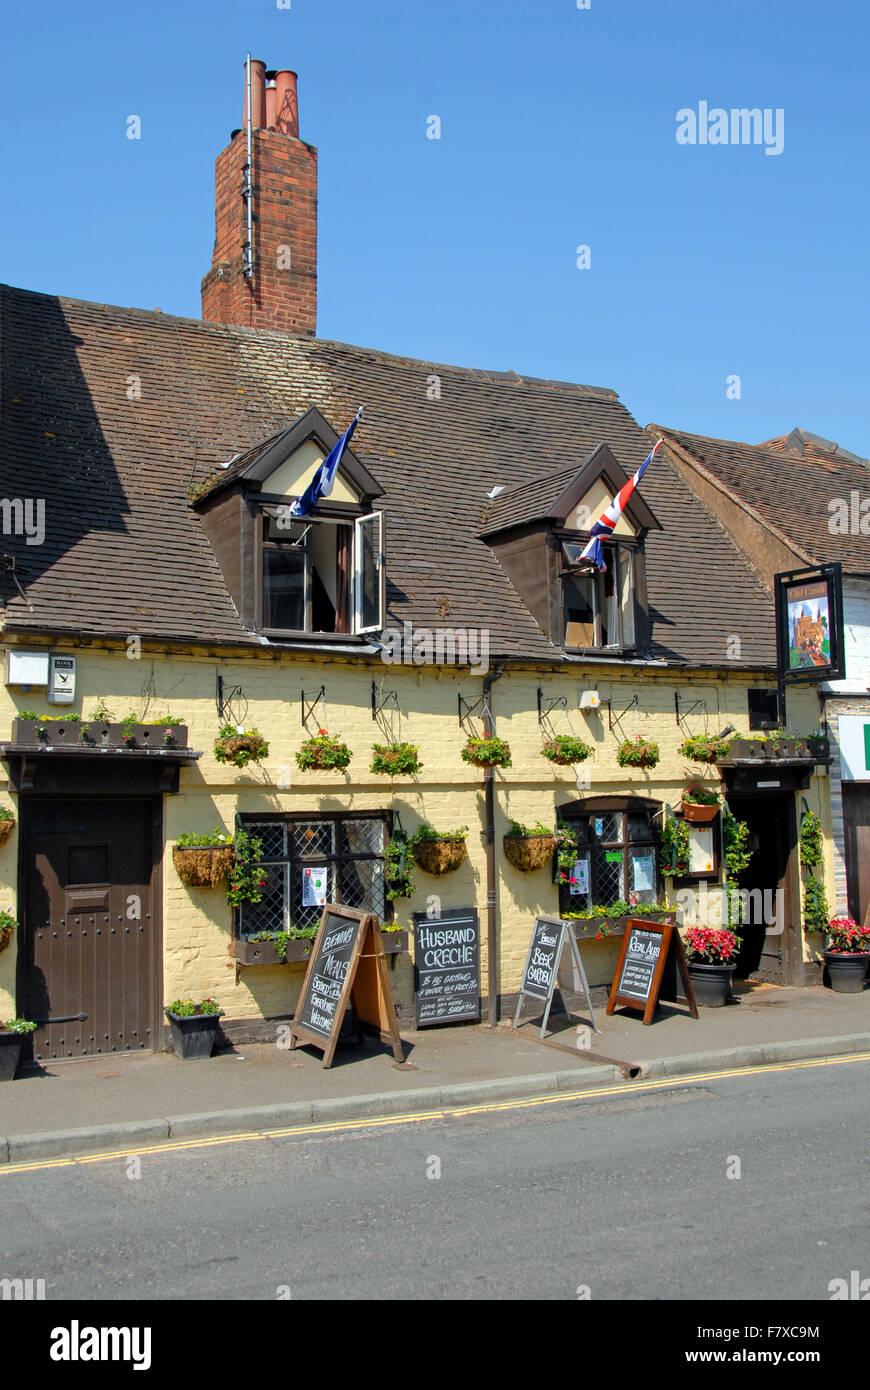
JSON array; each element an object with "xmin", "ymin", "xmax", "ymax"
[
  {"xmin": 559, "ymin": 809, "xmax": 658, "ymax": 913},
  {"xmin": 561, "ymin": 540, "xmax": 637, "ymax": 651},
  {"xmin": 260, "ymin": 511, "xmax": 384, "ymax": 637},
  {"xmin": 238, "ymin": 814, "xmax": 390, "ymax": 937},
  {"xmin": 353, "ymin": 511, "xmax": 385, "ymax": 634}
]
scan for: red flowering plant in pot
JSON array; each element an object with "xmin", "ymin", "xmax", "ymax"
[
  {"xmin": 683, "ymin": 926, "xmax": 739, "ymax": 1007},
  {"xmin": 823, "ymin": 916, "xmax": 870, "ymax": 993}
]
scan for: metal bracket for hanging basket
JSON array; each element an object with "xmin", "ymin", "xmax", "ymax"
[
  {"xmin": 537, "ymin": 688, "xmax": 568, "ymax": 725},
  {"xmin": 301, "ymin": 686, "xmax": 326, "ymax": 729},
  {"xmin": 371, "ymin": 682, "xmax": 399, "ymax": 720},
  {"xmin": 608, "ymin": 692, "xmax": 638, "ymax": 737},
  {"xmin": 216, "ymin": 673, "xmax": 247, "ymax": 726},
  {"xmin": 458, "ymin": 692, "xmax": 491, "ymax": 730},
  {"xmin": 674, "ymin": 691, "xmax": 708, "ymax": 731}
]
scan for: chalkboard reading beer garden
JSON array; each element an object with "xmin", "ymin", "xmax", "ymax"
[
  {"xmin": 513, "ymin": 916, "xmax": 599, "ymax": 1037},
  {"xmin": 412, "ymin": 908, "xmax": 480, "ymax": 1027}
]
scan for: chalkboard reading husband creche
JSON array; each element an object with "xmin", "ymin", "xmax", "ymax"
[{"xmin": 412, "ymin": 908, "xmax": 480, "ymax": 1027}]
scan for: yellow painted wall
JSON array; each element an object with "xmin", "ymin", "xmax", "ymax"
[
  {"xmin": 265, "ymin": 439, "xmax": 359, "ymax": 505},
  {"xmin": 0, "ymin": 641, "xmax": 829, "ymax": 1024}
]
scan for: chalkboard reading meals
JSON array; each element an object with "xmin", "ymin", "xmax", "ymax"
[
  {"xmin": 412, "ymin": 908, "xmax": 480, "ymax": 1027},
  {"xmin": 606, "ymin": 918, "xmax": 698, "ymax": 1026},
  {"xmin": 288, "ymin": 904, "xmax": 405, "ymax": 1066}
]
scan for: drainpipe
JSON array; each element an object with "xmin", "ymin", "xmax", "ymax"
[{"xmin": 483, "ymin": 663, "xmax": 505, "ymax": 1025}]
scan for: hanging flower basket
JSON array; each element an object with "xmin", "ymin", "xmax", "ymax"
[
  {"xmin": 540, "ymin": 735, "xmax": 593, "ymax": 766},
  {"xmin": 461, "ymin": 735, "xmax": 512, "ymax": 768},
  {"xmin": 370, "ymin": 742, "xmax": 422, "ymax": 777},
  {"xmin": 0, "ymin": 909, "xmax": 15, "ymax": 955},
  {"xmin": 412, "ymin": 828, "xmax": 468, "ymax": 876},
  {"xmin": 679, "ymin": 735, "xmax": 732, "ymax": 764},
  {"xmin": 616, "ymin": 737, "xmax": 660, "ymax": 770},
  {"xmin": 214, "ymin": 725, "xmax": 270, "ymax": 769},
  {"xmin": 503, "ymin": 832, "xmax": 558, "ymax": 871},
  {"xmin": 681, "ymin": 786, "xmax": 721, "ymax": 823},
  {"xmin": 172, "ymin": 832, "xmax": 235, "ymax": 887},
  {"xmin": 0, "ymin": 814, "xmax": 14, "ymax": 846},
  {"xmin": 295, "ymin": 730, "xmax": 352, "ymax": 772}
]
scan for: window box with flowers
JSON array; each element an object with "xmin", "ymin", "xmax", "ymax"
[
  {"xmin": 540, "ymin": 734, "xmax": 593, "ymax": 767},
  {"xmin": 563, "ymin": 902, "xmax": 676, "ymax": 941},
  {"xmin": 172, "ymin": 829, "xmax": 235, "ymax": 887},
  {"xmin": 683, "ymin": 926, "xmax": 739, "ymax": 1007},
  {"xmin": 0, "ymin": 1018, "xmax": 37, "ymax": 1081},
  {"xmin": 370, "ymin": 742, "xmax": 422, "ymax": 777},
  {"xmin": 295, "ymin": 730, "xmax": 352, "ymax": 773},
  {"xmin": 0, "ymin": 807, "xmax": 15, "ymax": 846},
  {"xmin": 503, "ymin": 821, "xmax": 558, "ymax": 872},
  {"xmin": 13, "ymin": 711, "xmax": 82, "ymax": 744},
  {"xmin": 164, "ymin": 998, "xmax": 224, "ymax": 1060},
  {"xmin": 615, "ymin": 737, "xmax": 660, "ymax": 770},
  {"xmin": 234, "ymin": 928, "xmax": 318, "ymax": 966},
  {"xmin": 823, "ymin": 917, "xmax": 870, "ymax": 993},
  {"xmin": 681, "ymin": 785, "xmax": 720, "ymax": 824},
  {"xmin": 461, "ymin": 734, "xmax": 511, "ymax": 769}
]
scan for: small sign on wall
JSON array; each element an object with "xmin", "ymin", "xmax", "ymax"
[
  {"xmin": 839, "ymin": 716, "xmax": 870, "ymax": 782},
  {"xmin": 48, "ymin": 654, "xmax": 76, "ymax": 704},
  {"xmin": 687, "ymin": 826, "xmax": 714, "ymax": 874}
]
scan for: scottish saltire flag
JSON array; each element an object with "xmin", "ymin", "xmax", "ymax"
[
  {"xmin": 289, "ymin": 408, "xmax": 363, "ymax": 518},
  {"xmin": 578, "ymin": 438, "xmax": 663, "ymax": 571}
]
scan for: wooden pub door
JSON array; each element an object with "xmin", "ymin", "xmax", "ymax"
[{"xmin": 24, "ymin": 799, "xmax": 159, "ymax": 1060}]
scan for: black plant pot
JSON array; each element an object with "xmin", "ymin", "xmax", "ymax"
[
  {"xmin": 824, "ymin": 952, "xmax": 869, "ymax": 994},
  {"xmin": 687, "ymin": 961, "xmax": 735, "ymax": 1007},
  {"xmin": 0, "ymin": 1030, "xmax": 24, "ymax": 1080},
  {"xmin": 165, "ymin": 1010, "xmax": 223, "ymax": 1059}
]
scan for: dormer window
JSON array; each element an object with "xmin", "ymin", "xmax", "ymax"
[
  {"xmin": 562, "ymin": 540, "xmax": 637, "ymax": 651},
  {"xmin": 193, "ymin": 407, "xmax": 386, "ymax": 644}
]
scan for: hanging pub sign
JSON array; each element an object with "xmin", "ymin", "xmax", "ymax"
[
  {"xmin": 513, "ymin": 916, "xmax": 599, "ymax": 1038},
  {"xmin": 412, "ymin": 907, "xmax": 480, "ymax": 1028},
  {"xmin": 606, "ymin": 918, "xmax": 698, "ymax": 1026},
  {"xmin": 775, "ymin": 562, "xmax": 845, "ymax": 684},
  {"xmin": 288, "ymin": 904, "xmax": 404, "ymax": 1067}
]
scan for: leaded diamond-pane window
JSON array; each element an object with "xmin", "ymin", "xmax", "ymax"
[
  {"xmin": 239, "ymin": 815, "xmax": 388, "ymax": 936},
  {"xmin": 560, "ymin": 809, "xmax": 658, "ymax": 912}
]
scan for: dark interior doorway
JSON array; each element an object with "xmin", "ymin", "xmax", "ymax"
[{"xmin": 726, "ymin": 793, "xmax": 798, "ymax": 985}]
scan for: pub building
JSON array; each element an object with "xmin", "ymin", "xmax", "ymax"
[{"xmin": 0, "ymin": 63, "xmax": 839, "ymax": 1061}]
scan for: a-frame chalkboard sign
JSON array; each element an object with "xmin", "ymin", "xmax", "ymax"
[
  {"xmin": 513, "ymin": 916, "xmax": 600, "ymax": 1037},
  {"xmin": 606, "ymin": 918, "xmax": 698, "ymax": 1025},
  {"xmin": 288, "ymin": 904, "xmax": 405, "ymax": 1067}
]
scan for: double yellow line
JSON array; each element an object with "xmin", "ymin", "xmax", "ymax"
[{"xmin": 3, "ymin": 1051, "xmax": 868, "ymax": 1176}]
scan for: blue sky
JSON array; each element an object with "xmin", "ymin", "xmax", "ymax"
[{"xmin": 1, "ymin": 0, "xmax": 868, "ymax": 451}]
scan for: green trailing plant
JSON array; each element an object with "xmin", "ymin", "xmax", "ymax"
[
  {"xmin": 799, "ymin": 810, "xmax": 823, "ymax": 869},
  {"xmin": 461, "ymin": 734, "xmax": 512, "ymax": 768},
  {"xmin": 89, "ymin": 700, "xmax": 113, "ymax": 722},
  {"xmin": 554, "ymin": 824, "xmax": 582, "ymax": 880},
  {"xmin": 226, "ymin": 829, "xmax": 267, "ymax": 909},
  {"xmin": 616, "ymin": 736, "xmax": 660, "ymax": 769},
  {"xmin": 803, "ymin": 875, "xmax": 830, "ymax": 935},
  {"xmin": 508, "ymin": 820, "xmax": 553, "ymax": 838},
  {"xmin": 247, "ymin": 927, "xmax": 318, "ymax": 959},
  {"xmin": 0, "ymin": 906, "xmax": 16, "ymax": 954},
  {"xmin": 18, "ymin": 710, "xmax": 39, "ymax": 721},
  {"xmin": 385, "ymin": 829, "xmax": 415, "ymax": 901},
  {"xmin": 370, "ymin": 742, "xmax": 422, "ymax": 777},
  {"xmin": 295, "ymin": 729, "xmax": 351, "ymax": 772},
  {"xmin": 659, "ymin": 815, "xmax": 690, "ymax": 875},
  {"xmin": 215, "ymin": 724, "xmax": 270, "ymax": 768},
  {"xmin": 679, "ymin": 734, "xmax": 732, "ymax": 763},
  {"xmin": 2, "ymin": 1018, "xmax": 37, "ymax": 1033},
  {"xmin": 0, "ymin": 806, "xmax": 14, "ymax": 821},
  {"xmin": 175, "ymin": 828, "xmax": 232, "ymax": 848},
  {"xmin": 563, "ymin": 901, "xmax": 674, "ymax": 920},
  {"xmin": 165, "ymin": 998, "xmax": 223, "ymax": 1017},
  {"xmin": 722, "ymin": 812, "xmax": 753, "ymax": 881},
  {"xmin": 540, "ymin": 734, "xmax": 593, "ymax": 765}
]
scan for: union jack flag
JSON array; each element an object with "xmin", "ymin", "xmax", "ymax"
[{"xmin": 578, "ymin": 439, "xmax": 662, "ymax": 571}]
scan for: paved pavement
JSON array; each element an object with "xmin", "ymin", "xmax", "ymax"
[
  {"xmin": 1, "ymin": 981, "xmax": 867, "ymax": 1162},
  {"xmin": 2, "ymin": 1056, "xmax": 868, "ymax": 1302}
]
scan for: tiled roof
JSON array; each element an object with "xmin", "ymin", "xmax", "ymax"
[
  {"xmin": 0, "ymin": 285, "xmax": 777, "ymax": 666},
  {"xmin": 760, "ymin": 427, "xmax": 869, "ymax": 469},
  {"xmin": 654, "ymin": 425, "xmax": 870, "ymax": 574}
]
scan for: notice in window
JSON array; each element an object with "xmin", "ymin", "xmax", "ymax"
[
  {"xmin": 569, "ymin": 856, "xmax": 590, "ymax": 897},
  {"xmin": 632, "ymin": 855, "xmax": 655, "ymax": 892},
  {"xmin": 302, "ymin": 866, "xmax": 328, "ymax": 907},
  {"xmin": 688, "ymin": 826, "xmax": 714, "ymax": 874}
]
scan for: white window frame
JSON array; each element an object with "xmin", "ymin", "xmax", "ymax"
[{"xmin": 353, "ymin": 511, "xmax": 385, "ymax": 634}]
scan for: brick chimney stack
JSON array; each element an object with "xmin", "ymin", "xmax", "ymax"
[{"xmin": 201, "ymin": 60, "xmax": 317, "ymax": 336}]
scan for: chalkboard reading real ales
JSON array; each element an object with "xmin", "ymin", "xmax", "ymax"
[
  {"xmin": 413, "ymin": 908, "xmax": 480, "ymax": 1027},
  {"xmin": 606, "ymin": 918, "xmax": 698, "ymax": 1026}
]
